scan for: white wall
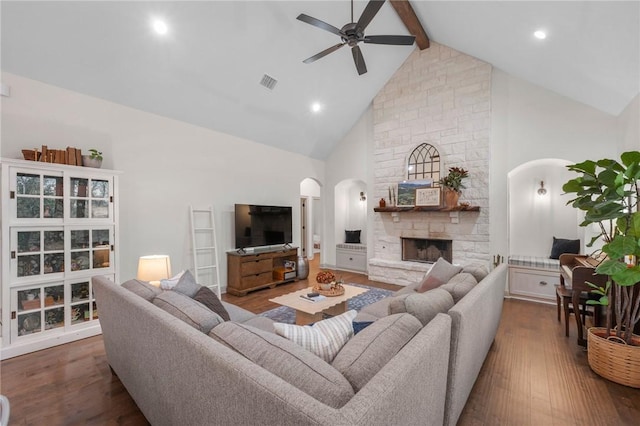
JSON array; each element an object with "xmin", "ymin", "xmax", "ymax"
[
  {"xmin": 1, "ymin": 73, "xmax": 325, "ymax": 287},
  {"xmin": 490, "ymin": 68, "xmax": 618, "ymax": 261},
  {"xmin": 618, "ymin": 94, "xmax": 640, "ymax": 152},
  {"xmin": 508, "ymin": 159, "xmax": 578, "ymax": 257},
  {"xmin": 334, "ymin": 179, "xmax": 367, "ymax": 247},
  {"xmin": 323, "ymin": 107, "xmax": 372, "ymax": 267}
]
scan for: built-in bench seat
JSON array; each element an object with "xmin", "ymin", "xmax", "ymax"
[
  {"xmin": 508, "ymin": 255, "xmax": 560, "ymax": 303},
  {"xmin": 508, "ymin": 255, "xmax": 560, "ymax": 271},
  {"xmin": 335, "ymin": 243, "xmax": 367, "ymax": 273}
]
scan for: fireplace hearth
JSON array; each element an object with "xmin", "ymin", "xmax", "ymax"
[{"xmin": 402, "ymin": 238, "xmax": 452, "ymax": 263}]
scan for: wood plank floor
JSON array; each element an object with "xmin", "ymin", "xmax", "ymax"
[{"xmin": 2, "ymin": 258, "xmax": 639, "ymax": 425}]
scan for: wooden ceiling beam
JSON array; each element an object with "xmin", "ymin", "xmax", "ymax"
[{"xmin": 390, "ymin": 0, "xmax": 430, "ymax": 50}]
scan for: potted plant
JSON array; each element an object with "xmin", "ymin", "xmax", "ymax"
[
  {"xmin": 82, "ymin": 149, "xmax": 103, "ymax": 168},
  {"xmin": 438, "ymin": 167, "xmax": 469, "ymax": 208},
  {"xmin": 563, "ymin": 151, "xmax": 640, "ymax": 387}
]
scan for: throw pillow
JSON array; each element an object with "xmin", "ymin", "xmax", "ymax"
[
  {"xmin": 388, "ymin": 288, "xmax": 454, "ymax": 326},
  {"xmin": 345, "ymin": 230, "xmax": 361, "ymax": 244},
  {"xmin": 273, "ymin": 310, "xmax": 357, "ymax": 362},
  {"xmin": 462, "ymin": 264, "xmax": 489, "ymax": 282},
  {"xmin": 332, "ymin": 313, "xmax": 422, "ymax": 391},
  {"xmin": 153, "ymin": 291, "xmax": 223, "ymax": 333},
  {"xmin": 352, "ymin": 321, "xmax": 374, "ymax": 335},
  {"xmin": 550, "ymin": 237, "xmax": 581, "ymax": 260},
  {"xmin": 193, "ymin": 286, "xmax": 230, "ymax": 321},
  {"xmin": 417, "ymin": 257, "xmax": 463, "ymax": 293},
  {"xmin": 121, "ymin": 279, "xmax": 162, "ymax": 302},
  {"xmin": 172, "ymin": 270, "xmax": 201, "ymax": 298},
  {"xmin": 159, "ymin": 270, "xmax": 185, "ymax": 290},
  {"xmin": 209, "ymin": 322, "xmax": 354, "ymax": 408},
  {"xmin": 439, "ymin": 272, "xmax": 478, "ymax": 303}
]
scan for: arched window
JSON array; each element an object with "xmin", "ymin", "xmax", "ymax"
[{"xmin": 407, "ymin": 143, "xmax": 441, "ymax": 182}]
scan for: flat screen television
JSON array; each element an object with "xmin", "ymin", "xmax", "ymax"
[{"xmin": 234, "ymin": 204, "xmax": 293, "ymax": 249}]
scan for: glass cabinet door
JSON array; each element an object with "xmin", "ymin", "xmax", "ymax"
[
  {"xmin": 69, "ymin": 279, "xmax": 99, "ymax": 325},
  {"xmin": 69, "ymin": 226, "xmax": 114, "ymax": 273},
  {"xmin": 12, "ymin": 282, "xmax": 65, "ymax": 339},
  {"xmin": 11, "ymin": 169, "xmax": 64, "ymax": 221},
  {"xmin": 69, "ymin": 176, "xmax": 112, "ymax": 220},
  {"xmin": 12, "ymin": 228, "xmax": 65, "ymax": 280}
]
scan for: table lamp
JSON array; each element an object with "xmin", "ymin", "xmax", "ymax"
[{"xmin": 137, "ymin": 255, "xmax": 171, "ymax": 287}]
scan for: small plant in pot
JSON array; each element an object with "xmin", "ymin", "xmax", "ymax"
[
  {"xmin": 82, "ymin": 149, "xmax": 103, "ymax": 168},
  {"xmin": 563, "ymin": 151, "xmax": 640, "ymax": 387},
  {"xmin": 438, "ymin": 167, "xmax": 469, "ymax": 208}
]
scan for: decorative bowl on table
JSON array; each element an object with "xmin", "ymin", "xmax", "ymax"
[
  {"xmin": 319, "ymin": 282, "xmax": 333, "ymax": 291},
  {"xmin": 313, "ymin": 282, "xmax": 345, "ymax": 297}
]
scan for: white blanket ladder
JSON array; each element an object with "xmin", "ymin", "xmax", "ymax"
[{"xmin": 189, "ymin": 206, "xmax": 222, "ymax": 298}]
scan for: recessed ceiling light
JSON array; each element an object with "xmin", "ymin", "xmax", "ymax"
[
  {"xmin": 534, "ymin": 30, "xmax": 547, "ymax": 40},
  {"xmin": 311, "ymin": 102, "xmax": 322, "ymax": 113},
  {"xmin": 152, "ymin": 19, "xmax": 168, "ymax": 35}
]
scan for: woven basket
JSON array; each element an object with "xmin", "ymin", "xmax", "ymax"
[{"xmin": 587, "ymin": 327, "xmax": 640, "ymax": 388}]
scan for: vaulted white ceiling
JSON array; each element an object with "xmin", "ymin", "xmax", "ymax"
[{"xmin": 2, "ymin": 1, "xmax": 638, "ymax": 159}]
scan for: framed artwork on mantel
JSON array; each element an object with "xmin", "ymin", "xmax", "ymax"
[
  {"xmin": 397, "ymin": 179, "xmax": 433, "ymax": 207},
  {"xmin": 415, "ymin": 187, "xmax": 441, "ymax": 207}
]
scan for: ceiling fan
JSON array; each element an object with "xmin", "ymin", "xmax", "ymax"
[{"xmin": 297, "ymin": 0, "xmax": 416, "ymax": 75}]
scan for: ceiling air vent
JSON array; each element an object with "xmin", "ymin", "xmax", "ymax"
[{"xmin": 259, "ymin": 74, "xmax": 278, "ymax": 90}]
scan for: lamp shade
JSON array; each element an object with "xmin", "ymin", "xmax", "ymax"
[{"xmin": 137, "ymin": 255, "xmax": 172, "ymax": 283}]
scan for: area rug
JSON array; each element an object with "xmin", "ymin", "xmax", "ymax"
[{"xmin": 260, "ymin": 283, "xmax": 393, "ymax": 324}]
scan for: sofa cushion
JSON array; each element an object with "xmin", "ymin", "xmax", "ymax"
[
  {"xmin": 332, "ymin": 313, "xmax": 422, "ymax": 392},
  {"xmin": 462, "ymin": 264, "xmax": 489, "ymax": 282},
  {"xmin": 274, "ymin": 310, "xmax": 357, "ymax": 362},
  {"xmin": 222, "ymin": 302, "xmax": 256, "ymax": 323},
  {"xmin": 121, "ymin": 279, "xmax": 162, "ymax": 302},
  {"xmin": 172, "ymin": 270, "xmax": 201, "ymax": 298},
  {"xmin": 242, "ymin": 316, "xmax": 275, "ymax": 333},
  {"xmin": 359, "ymin": 297, "xmax": 392, "ymax": 319},
  {"xmin": 153, "ymin": 291, "xmax": 223, "ymax": 333},
  {"xmin": 388, "ymin": 288, "xmax": 454, "ymax": 326},
  {"xmin": 209, "ymin": 322, "xmax": 354, "ymax": 408},
  {"xmin": 440, "ymin": 272, "xmax": 478, "ymax": 303},
  {"xmin": 193, "ymin": 286, "xmax": 230, "ymax": 321},
  {"xmin": 417, "ymin": 257, "xmax": 463, "ymax": 293}
]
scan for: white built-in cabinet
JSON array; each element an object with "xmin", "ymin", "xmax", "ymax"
[{"xmin": 1, "ymin": 158, "xmax": 120, "ymax": 359}]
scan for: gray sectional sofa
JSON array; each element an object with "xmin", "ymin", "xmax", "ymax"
[
  {"xmin": 356, "ymin": 263, "xmax": 508, "ymax": 426},
  {"xmin": 93, "ymin": 263, "xmax": 506, "ymax": 426}
]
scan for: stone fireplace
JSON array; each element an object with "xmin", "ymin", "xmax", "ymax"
[
  {"xmin": 367, "ymin": 42, "xmax": 492, "ymax": 286},
  {"xmin": 402, "ymin": 238, "xmax": 452, "ymax": 263}
]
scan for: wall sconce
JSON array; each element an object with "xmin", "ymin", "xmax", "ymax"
[
  {"xmin": 359, "ymin": 191, "xmax": 366, "ymax": 202},
  {"xmin": 537, "ymin": 181, "xmax": 547, "ymax": 196},
  {"xmin": 137, "ymin": 255, "xmax": 172, "ymax": 287}
]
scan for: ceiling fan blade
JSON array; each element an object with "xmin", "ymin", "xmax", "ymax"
[
  {"xmin": 297, "ymin": 14, "xmax": 343, "ymax": 37},
  {"xmin": 364, "ymin": 35, "xmax": 416, "ymax": 45},
  {"xmin": 303, "ymin": 43, "xmax": 346, "ymax": 64},
  {"xmin": 351, "ymin": 45, "xmax": 367, "ymax": 75},
  {"xmin": 357, "ymin": 0, "xmax": 385, "ymax": 31}
]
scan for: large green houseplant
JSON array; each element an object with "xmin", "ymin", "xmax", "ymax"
[{"xmin": 563, "ymin": 151, "xmax": 640, "ymax": 345}]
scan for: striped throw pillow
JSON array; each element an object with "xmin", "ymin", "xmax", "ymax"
[{"xmin": 274, "ymin": 310, "xmax": 357, "ymax": 362}]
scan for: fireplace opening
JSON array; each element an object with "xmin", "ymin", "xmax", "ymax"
[{"xmin": 402, "ymin": 238, "xmax": 452, "ymax": 263}]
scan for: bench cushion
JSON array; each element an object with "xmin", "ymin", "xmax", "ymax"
[{"xmin": 508, "ymin": 255, "xmax": 560, "ymax": 271}]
